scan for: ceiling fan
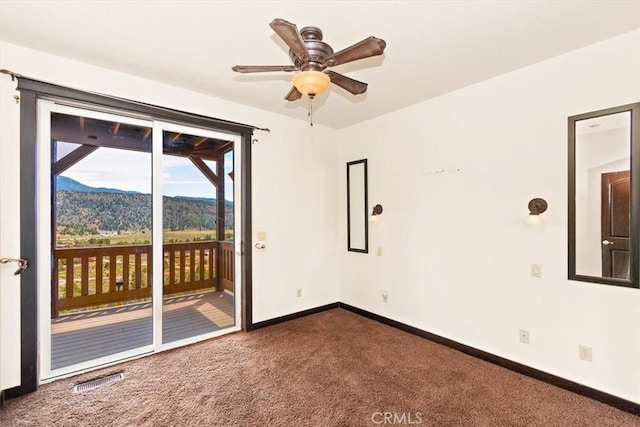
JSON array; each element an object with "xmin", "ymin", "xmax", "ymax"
[{"xmin": 232, "ymin": 18, "xmax": 387, "ymax": 101}]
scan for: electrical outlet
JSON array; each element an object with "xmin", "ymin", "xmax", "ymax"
[
  {"xmin": 531, "ymin": 264, "xmax": 542, "ymax": 278},
  {"xmin": 579, "ymin": 345, "xmax": 592, "ymax": 362},
  {"xmin": 519, "ymin": 329, "xmax": 530, "ymax": 344},
  {"xmin": 381, "ymin": 291, "xmax": 388, "ymax": 303},
  {"xmin": 377, "ymin": 246, "xmax": 383, "ymax": 256},
  {"xmin": 296, "ymin": 288, "xmax": 302, "ymax": 298}
]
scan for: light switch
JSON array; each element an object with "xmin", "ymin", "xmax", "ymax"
[
  {"xmin": 257, "ymin": 231, "xmax": 266, "ymax": 241},
  {"xmin": 377, "ymin": 246, "xmax": 383, "ymax": 256}
]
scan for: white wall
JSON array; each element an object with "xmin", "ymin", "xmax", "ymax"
[
  {"xmin": 0, "ymin": 41, "xmax": 341, "ymax": 328},
  {"xmin": 0, "ymin": 64, "xmax": 22, "ymax": 390},
  {"xmin": 337, "ymin": 30, "xmax": 640, "ymax": 403}
]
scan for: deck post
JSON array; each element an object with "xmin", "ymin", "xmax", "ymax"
[
  {"xmin": 216, "ymin": 156, "xmax": 225, "ymax": 239},
  {"xmin": 215, "ymin": 241, "xmax": 221, "ymax": 291},
  {"xmin": 216, "ymin": 155, "xmax": 225, "ymax": 292}
]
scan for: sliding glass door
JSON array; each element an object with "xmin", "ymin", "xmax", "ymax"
[
  {"xmin": 156, "ymin": 122, "xmax": 239, "ymax": 346},
  {"xmin": 39, "ymin": 103, "xmax": 155, "ymax": 379},
  {"xmin": 38, "ymin": 103, "xmax": 241, "ymax": 381}
]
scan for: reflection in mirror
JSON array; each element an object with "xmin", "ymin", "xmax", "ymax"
[
  {"xmin": 347, "ymin": 159, "xmax": 368, "ymax": 253},
  {"xmin": 569, "ymin": 103, "xmax": 639, "ymax": 288},
  {"xmin": 575, "ymin": 112, "xmax": 630, "ymax": 278}
]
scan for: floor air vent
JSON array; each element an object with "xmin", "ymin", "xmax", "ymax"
[{"xmin": 73, "ymin": 372, "xmax": 124, "ymax": 393}]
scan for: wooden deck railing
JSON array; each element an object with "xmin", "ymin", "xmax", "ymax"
[{"xmin": 53, "ymin": 240, "xmax": 234, "ymax": 318}]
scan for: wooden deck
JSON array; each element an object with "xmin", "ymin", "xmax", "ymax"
[{"xmin": 51, "ymin": 290, "xmax": 234, "ymax": 370}]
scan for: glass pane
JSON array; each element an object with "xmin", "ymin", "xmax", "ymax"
[
  {"xmin": 574, "ymin": 111, "xmax": 631, "ymax": 279},
  {"xmin": 161, "ymin": 130, "xmax": 235, "ymax": 344},
  {"xmin": 54, "ymin": 141, "xmax": 81, "ymax": 161},
  {"xmin": 51, "ymin": 112, "xmax": 153, "ymax": 370}
]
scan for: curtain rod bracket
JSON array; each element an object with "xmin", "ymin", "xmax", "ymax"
[{"xmin": 0, "ymin": 69, "xmax": 22, "ymax": 81}]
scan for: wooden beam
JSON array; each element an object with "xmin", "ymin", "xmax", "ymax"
[
  {"xmin": 194, "ymin": 136, "xmax": 209, "ymax": 146},
  {"xmin": 188, "ymin": 155, "xmax": 220, "ymax": 187},
  {"xmin": 52, "ymin": 125, "xmax": 151, "ymax": 153},
  {"xmin": 217, "ymin": 140, "xmax": 234, "ymax": 153},
  {"xmin": 52, "ymin": 113, "xmax": 231, "ymax": 159},
  {"xmin": 52, "ymin": 113, "xmax": 151, "ymax": 153},
  {"xmin": 52, "ymin": 144, "xmax": 99, "ymax": 176},
  {"xmin": 216, "ymin": 157, "xmax": 225, "ymax": 241}
]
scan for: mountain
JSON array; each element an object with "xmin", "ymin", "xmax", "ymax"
[
  {"xmin": 55, "ymin": 176, "xmax": 233, "ymax": 234},
  {"xmin": 56, "ymin": 176, "xmax": 140, "ymax": 194},
  {"xmin": 173, "ymin": 195, "xmax": 234, "ymax": 209}
]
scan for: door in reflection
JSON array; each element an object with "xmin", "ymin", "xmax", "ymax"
[{"xmin": 601, "ymin": 171, "xmax": 630, "ymax": 279}]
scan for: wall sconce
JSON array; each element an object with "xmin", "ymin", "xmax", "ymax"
[
  {"xmin": 370, "ymin": 204, "xmax": 383, "ymax": 222},
  {"xmin": 526, "ymin": 198, "xmax": 548, "ymax": 225}
]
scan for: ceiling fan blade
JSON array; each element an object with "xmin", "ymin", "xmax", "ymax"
[
  {"xmin": 325, "ymin": 71, "xmax": 368, "ymax": 95},
  {"xmin": 269, "ymin": 18, "xmax": 310, "ymax": 61},
  {"xmin": 232, "ymin": 65, "xmax": 297, "ymax": 73},
  {"xmin": 284, "ymin": 86, "xmax": 302, "ymax": 101},
  {"xmin": 323, "ymin": 36, "xmax": 386, "ymax": 67}
]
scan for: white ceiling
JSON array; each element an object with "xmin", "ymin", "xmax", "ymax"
[{"xmin": 1, "ymin": 1, "xmax": 639, "ymax": 129}]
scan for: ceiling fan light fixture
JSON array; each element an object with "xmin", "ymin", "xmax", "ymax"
[{"xmin": 292, "ymin": 71, "xmax": 330, "ymax": 97}]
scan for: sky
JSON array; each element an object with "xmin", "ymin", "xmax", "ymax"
[{"xmin": 58, "ymin": 143, "xmax": 235, "ymax": 201}]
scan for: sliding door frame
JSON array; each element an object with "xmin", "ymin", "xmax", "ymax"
[
  {"xmin": 38, "ymin": 102, "xmax": 161, "ymax": 381},
  {"xmin": 153, "ymin": 120, "xmax": 243, "ymax": 351},
  {"xmin": 6, "ymin": 77, "xmax": 255, "ymax": 397}
]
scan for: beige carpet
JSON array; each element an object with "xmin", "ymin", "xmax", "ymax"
[{"xmin": 1, "ymin": 309, "xmax": 638, "ymax": 426}]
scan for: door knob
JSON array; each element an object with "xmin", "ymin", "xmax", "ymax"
[
  {"xmin": 602, "ymin": 240, "xmax": 615, "ymax": 246},
  {"xmin": 254, "ymin": 243, "xmax": 266, "ymax": 249},
  {"xmin": 0, "ymin": 257, "xmax": 29, "ymax": 275}
]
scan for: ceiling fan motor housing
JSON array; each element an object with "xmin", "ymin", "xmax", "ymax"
[{"xmin": 290, "ymin": 26, "xmax": 334, "ymax": 71}]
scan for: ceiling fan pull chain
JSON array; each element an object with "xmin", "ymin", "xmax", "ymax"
[{"xmin": 309, "ymin": 96, "xmax": 314, "ymax": 127}]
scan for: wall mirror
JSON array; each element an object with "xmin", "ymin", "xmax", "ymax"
[
  {"xmin": 569, "ymin": 102, "xmax": 639, "ymax": 288},
  {"xmin": 347, "ymin": 159, "xmax": 368, "ymax": 253}
]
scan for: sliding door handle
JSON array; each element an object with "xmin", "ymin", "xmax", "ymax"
[{"xmin": 0, "ymin": 257, "xmax": 29, "ymax": 275}]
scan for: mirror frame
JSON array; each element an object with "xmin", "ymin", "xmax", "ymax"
[
  {"xmin": 347, "ymin": 159, "xmax": 368, "ymax": 253},
  {"xmin": 568, "ymin": 102, "xmax": 640, "ymax": 288}
]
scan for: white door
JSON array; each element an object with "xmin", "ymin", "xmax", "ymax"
[{"xmin": 0, "ymin": 76, "xmax": 22, "ymax": 391}]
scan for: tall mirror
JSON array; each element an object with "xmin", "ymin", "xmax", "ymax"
[
  {"xmin": 347, "ymin": 159, "xmax": 368, "ymax": 253},
  {"xmin": 569, "ymin": 102, "xmax": 639, "ymax": 288}
]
